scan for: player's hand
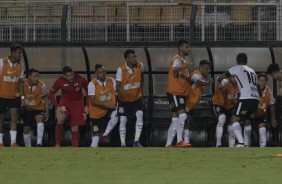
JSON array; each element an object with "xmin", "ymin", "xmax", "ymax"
[
  {"xmin": 44, "ymin": 111, "xmax": 49, "ymax": 122},
  {"xmin": 271, "ymin": 119, "xmax": 277, "ymax": 128},
  {"xmin": 84, "ymin": 106, "xmax": 89, "ymax": 115},
  {"xmin": 59, "ymin": 106, "xmax": 66, "ymax": 114}
]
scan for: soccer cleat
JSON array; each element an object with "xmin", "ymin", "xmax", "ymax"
[
  {"xmin": 10, "ymin": 143, "xmax": 20, "ymax": 147},
  {"xmin": 55, "ymin": 144, "xmax": 61, "ymax": 148},
  {"xmin": 100, "ymin": 135, "xmax": 110, "ymax": 143},
  {"xmin": 121, "ymin": 144, "xmax": 126, "ymax": 147},
  {"xmin": 133, "ymin": 141, "xmax": 142, "ymax": 147},
  {"xmin": 165, "ymin": 145, "xmax": 173, "ymax": 148},
  {"xmin": 0, "ymin": 143, "xmax": 4, "ymax": 147},
  {"xmin": 175, "ymin": 141, "xmax": 191, "ymax": 147},
  {"xmin": 235, "ymin": 143, "xmax": 245, "ymax": 148},
  {"xmin": 36, "ymin": 144, "xmax": 42, "ymax": 147}
]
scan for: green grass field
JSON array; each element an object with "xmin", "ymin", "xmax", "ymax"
[{"xmin": 0, "ymin": 147, "xmax": 282, "ymax": 184}]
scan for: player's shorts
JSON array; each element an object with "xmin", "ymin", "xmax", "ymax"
[
  {"xmin": 252, "ymin": 115, "xmax": 266, "ymax": 126},
  {"xmin": 22, "ymin": 109, "xmax": 45, "ymax": 127},
  {"xmin": 166, "ymin": 93, "xmax": 186, "ymax": 112},
  {"xmin": 0, "ymin": 97, "xmax": 21, "ymax": 113},
  {"xmin": 233, "ymin": 99, "xmax": 259, "ymax": 120},
  {"xmin": 116, "ymin": 97, "xmax": 143, "ymax": 116},
  {"xmin": 89, "ymin": 110, "xmax": 115, "ymax": 133},
  {"xmin": 59, "ymin": 100, "xmax": 85, "ymax": 126}
]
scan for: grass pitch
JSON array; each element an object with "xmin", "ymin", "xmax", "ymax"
[{"xmin": 0, "ymin": 147, "xmax": 282, "ymax": 184}]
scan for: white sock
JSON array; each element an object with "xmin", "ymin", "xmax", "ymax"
[
  {"xmin": 23, "ymin": 133, "xmax": 31, "ymax": 147},
  {"xmin": 134, "ymin": 110, "xmax": 143, "ymax": 142},
  {"xmin": 216, "ymin": 114, "xmax": 226, "ymax": 147},
  {"xmin": 165, "ymin": 117, "xmax": 178, "ymax": 146},
  {"xmin": 232, "ymin": 122, "xmax": 244, "ymax": 144},
  {"xmin": 259, "ymin": 127, "xmax": 266, "ymax": 147},
  {"xmin": 10, "ymin": 130, "xmax": 17, "ymax": 145},
  {"xmin": 37, "ymin": 123, "xmax": 44, "ymax": 145},
  {"xmin": 0, "ymin": 133, "xmax": 3, "ymax": 144},
  {"xmin": 183, "ymin": 129, "xmax": 190, "ymax": 143},
  {"xmin": 91, "ymin": 136, "xmax": 99, "ymax": 148},
  {"xmin": 176, "ymin": 113, "xmax": 187, "ymax": 143},
  {"xmin": 228, "ymin": 125, "xmax": 235, "ymax": 147},
  {"xmin": 244, "ymin": 125, "xmax": 252, "ymax": 146},
  {"xmin": 103, "ymin": 111, "xmax": 119, "ymax": 136},
  {"xmin": 119, "ymin": 116, "xmax": 127, "ymax": 146}
]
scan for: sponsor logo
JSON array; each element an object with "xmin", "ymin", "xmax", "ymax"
[
  {"xmin": 7, "ymin": 70, "xmax": 16, "ymax": 75},
  {"xmin": 154, "ymin": 99, "xmax": 169, "ymax": 105},
  {"xmin": 118, "ymin": 107, "xmax": 124, "ymax": 113},
  {"xmin": 101, "ymin": 89, "xmax": 109, "ymax": 94}
]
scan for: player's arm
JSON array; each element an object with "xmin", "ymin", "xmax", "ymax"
[
  {"xmin": 42, "ymin": 84, "xmax": 49, "ymax": 122},
  {"xmin": 269, "ymin": 92, "xmax": 277, "ymax": 128},
  {"xmin": 115, "ymin": 67, "xmax": 123, "ymax": 95},
  {"xmin": 48, "ymin": 79, "xmax": 60, "ymax": 107},
  {"xmin": 217, "ymin": 71, "xmax": 231, "ymax": 83},
  {"xmin": 173, "ymin": 59, "xmax": 189, "ymax": 73}
]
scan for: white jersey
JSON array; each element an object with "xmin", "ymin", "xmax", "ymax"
[{"xmin": 228, "ymin": 65, "xmax": 259, "ymax": 100}]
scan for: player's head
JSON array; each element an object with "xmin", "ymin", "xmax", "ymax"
[
  {"xmin": 199, "ymin": 60, "xmax": 211, "ymax": 78},
  {"xmin": 28, "ymin": 68, "xmax": 39, "ymax": 85},
  {"xmin": 257, "ymin": 72, "xmax": 268, "ymax": 89},
  {"xmin": 95, "ymin": 64, "xmax": 106, "ymax": 81},
  {"xmin": 10, "ymin": 43, "xmax": 23, "ymax": 63},
  {"xmin": 62, "ymin": 66, "xmax": 74, "ymax": 83},
  {"xmin": 177, "ymin": 39, "xmax": 190, "ymax": 56},
  {"xmin": 236, "ymin": 53, "xmax": 248, "ymax": 65},
  {"xmin": 267, "ymin": 63, "xmax": 281, "ymax": 81},
  {"xmin": 124, "ymin": 49, "xmax": 137, "ymax": 67}
]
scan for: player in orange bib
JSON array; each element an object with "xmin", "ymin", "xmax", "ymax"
[
  {"xmin": 212, "ymin": 76, "xmax": 239, "ymax": 147},
  {"xmin": 249, "ymin": 73, "xmax": 276, "ymax": 147},
  {"xmin": 184, "ymin": 60, "xmax": 212, "ymax": 145},
  {"xmin": 22, "ymin": 68, "xmax": 49, "ymax": 147},
  {"xmin": 165, "ymin": 39, "xmax": 191, "ymax": 147},
  {"xmin": 88, "ymin": 64, "xmax": 119, "ymax": 148},
  {"xmin": 0, "ymin": 44, "xmax": 25, "ymax": 147},
  {"xmin": 116, "ymin": 49, "xmax": 144, "ymax": 147}
]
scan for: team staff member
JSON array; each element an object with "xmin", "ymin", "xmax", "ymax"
[
  {"xmin": 88, "ymin": 64, "xmax": 119, "ymax": 148},
  {"xmin": 116, "ymin": 49, "xmax": 144, "ymax": 147},
  {"xmin": 49, "ymin": 66, "xmax": 88, "ymax": 147},
  {"xmin": 0, "ymin": 43, "xmax": 25, "ymax": 147},
  {"xmin": 22, "ymin": 68, "xmax": 49, "ymax": 147}
]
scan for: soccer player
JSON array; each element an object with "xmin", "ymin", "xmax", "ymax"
[
  {"xmin": 49, "ymin": 66, "xmax": 88, "ymax": 147},
  {"xmin": 116, "ymin": 49, "xmax": 144, "ymax": 147},
  {"xmin": 88, "ymin": 64, "xmax": 119, "ymax": 148},
  {"xmin": 251, "ymin": 72, "xmax": 276, "ymax": 147},
  {"xmin": 0, "ymin": 43, "xmax": 25, "ymax": 147},
  {"xmin": 184, "ymin": 60, "xmax": 212, "ymax": 145},
  {"xmin": 165, "ymin": 39, "xmax": 191, "ymax": 147},
  {"xmin": 217, "ymin": 53, "xmax": 259, "ymax": 147},
  {"xmin": 212, "ymin": 76, "xmax": 239, "ymax": 147},
  {"xmin": 22, "ymin": 68, "xmax": 49, "ymax": 147}
]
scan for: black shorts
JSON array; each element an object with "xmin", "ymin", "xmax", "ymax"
[
  {"xmin": 233, "ymin": 99, "xmax": 259, "ymax": 120},
  {"xmin": 89, "ymin": 110, "xmax": 115, "ymax": 133},
  {"xmin": 252, "ymin": 115, "xmax": 266, "ymax": 126},
  {"xmin": 116, "ymin": 98, "xmax": 143, "ymax": 116},
  {"xmin": 166, "ymin": 93, "xmax": 186, "ymax": 112},
  {"xmin": 22, "ymin": 109, "xmax": 45, "ymax": 127},
  {"xmin": 0, "ymin": 97, "xmax": 21, "ymax": 113},
  {"xmin": 213, "ymin": 105, "xmax": 233, "ymax": 123}
]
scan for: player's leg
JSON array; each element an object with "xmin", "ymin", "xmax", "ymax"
[
  {"xmin": 243, "ymin": 120, "xmax": 252, "ymax": 147},
  {"xmin": 35, "ymin": 112, "xmax": 45, "ymax": 146},
  {"xmin": 117, "ymin": 100, "xmax": 127, "ymax": 147},
  {"xmin": 55, "ymin": 106, "xmax": 68, "ymax": 147},
  {"xmin": 133, "ymin": 98, "xmax": 143, "ymax": 147},
  {"xmin": 90, "ymin": 118, "xmax": 100, "ymax": 148},
  {"xmin": 258, "ymin": 120, "xmax": 267, "ymax": 147},
  {"xmin": 101, "ymin": 111, "xmax": 119, "ymax": 143}
]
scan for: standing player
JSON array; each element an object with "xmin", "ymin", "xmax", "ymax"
[
  {"xmin": 88, "ymin": 64, "xmax": 119, "ymax": 148},
  {"xmin": 212, "ymin": 76, "xmax": 239, "ymax": 147},
  {"xmin": 184, "ymin": 60, "xmax": 212, "ymax": 145},
  {"xmin": 116, "ymin": 49, "xmax": 144, "ymax": 147},
  {"xmin": 0, "ymin": 43, "xmax": 25, "ymax": 147},
  {"xmin": 251, "ymin": 72, "xmax": 276, "ymax": 147},
  {"xmin": 165, "ymin": 39, "xmax": 191, "ymax": 147},
  {"xmin": 49, "ymin": 66, "xmax": 88, "ymax": 147},
  {"xmin": 22, "ymin": 68, "xmax": 49, "ymax": 147},
  {"xmin": 217, "ymin": 53, "xmax": 259, "ymax": 147}
]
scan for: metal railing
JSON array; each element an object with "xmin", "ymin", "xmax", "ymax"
[{"xmin": 0, "ymin": 0, "xmax": 281, "ymax": 42}]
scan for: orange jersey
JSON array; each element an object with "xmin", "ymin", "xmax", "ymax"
[
  {"xmin": 89, "ymin": 77, "xmax": 116, "ymax": 119},
  {"xmin": 117, "ymin": 62, "xmax": 142, "ymax": 102},
  {"xmin": 23, "ymin": 79, "xmax": 47, "ymax": 111},
  {"xmin": 0, "ymin": 57, "xmax": 23, "ymax": 99},
  {"xmin": 255, "ymin": 86, "xmax": 274, "ymax": 117},
  {"xmin": 212, "ymin": 82, "xmax": 239, "ymax": 110},
  {"xmin": 166, "ymin": 54, "xmax": 190, "ymax": 96},
  {"xmin": 186, "ymin": 70, "xmax": 204, "ymax": 111}
]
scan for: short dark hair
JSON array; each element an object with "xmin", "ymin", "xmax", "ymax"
[
  {"xmin": 62, "ymin": 66, "xmax": 73, "ymax": 75},
  {"xmin": 95, "ymin": 64, "xmax": 104, "ymax": 70},
  {"xmin": 236, "ymin": 53, "xmax": 248, "ymax": 65},
  {"xmin": 177, "ymin": 39, "xmax": 190, "ymax": 49},
  {"xmin": 199, "ymin": 59, "xmax": 211, "ymax": 67},
  {"xmin": 257, "ymin": 72, "xmax": 268, "ymax": 81},
  {"xmin": 28, "ymin": 68, "xmax": 39, "ymax": 76},
  {"xmin": 124, "ymin": 49, "xmax": 135, "ymax": 60},
  {"xmin": 267, "ymin": 63, "xmax": 280, "ymax": 75},
  {"xmin": 10, "ymin": 43, "xmax": 23, "ymax": 54}
]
